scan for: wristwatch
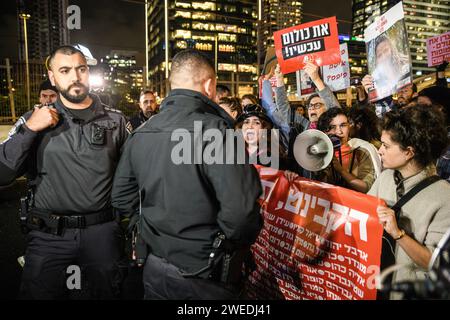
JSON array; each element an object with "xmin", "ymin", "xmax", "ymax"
[{"xmin": 394, "ymin": 229, "xmax": 406, "ymax": 241}]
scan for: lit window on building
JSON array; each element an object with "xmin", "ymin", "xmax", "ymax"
[
  {"xmin": 195, "ymin": 42, "xmax": 212, "ymax": 51},
  {"xmin": 192, "ymin": 22, "xmax": 215, "ymax": 31},
  {"xmin": 223, "ymin": 5, "xmax": 236, "ymax": 13},
  {"xmin": 192, "ymin": 12, "xmax": 215, "ymax": 20},
  {"xmin": 192, "ymin": 2, "xmax": 216, "ymax": 11},
  {"xmin": 219, "ymin": 44, "xmax": 235, "ymax": 52},
  {"xmin": 218, "ymin": 63, "xmax": 237, "ymax": 72},
  {"xmin": 176, "ymin": 41, "xmax": 187, "ymax": 49},
  {"xmin": 216, "ymin": 24, "xmax": 238, "ymax": 33},
  {"xmin": 175, "ymin": 11, "xmax": 191, "ymax": 19},
  {"xmin": 176, "ymin": 2, "xmax": 191, "ymax": 9},
  {"xmin": 192, "ymin": 34, "xmax": 215, "ymax": 41},
  {"xmin": 173, "ymin": 30, "xmax": 191, "ymax": 38},
  {"xmin": 238, "ymin": 64, "xmax": 257, "ymax": 74},
  {"xmin": 218, "ymin": 33, "xmax": 237, "ymax": 42}
]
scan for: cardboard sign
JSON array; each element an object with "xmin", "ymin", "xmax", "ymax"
[
  {"xmin": 323, "ymin": 43, "xmax": 350, "ymax": 92},
  {"xmin": 426, "ymin": 32, "xmax": 450, "ymax": 67},
  {"xmin": 274, "ymin": 17, "xmax": 341, "ymax": 74},
  {"xmin": 245, "ymin": 166, "xmax": 383, "ymax": 300},
  {"xmin": 263, "ymin": 47, "xmax": 278, "ymax": 76},
  {"xmin": 364, "ymin": 2, "xmax": 412, "ymax": 102}
]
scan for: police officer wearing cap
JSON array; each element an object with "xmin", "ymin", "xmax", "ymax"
[{"xmin": 0, "ymin": 45, "xmax": 128, "ymax": 299}]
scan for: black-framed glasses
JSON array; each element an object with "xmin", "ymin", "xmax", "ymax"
[{"xmin": 308, "ymin": 102, "xmax": 324, "ymax": 110}]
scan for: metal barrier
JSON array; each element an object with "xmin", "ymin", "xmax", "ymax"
[{"xmin": 0, "ymin": 58, "xmax": 46, "ymax": 124}]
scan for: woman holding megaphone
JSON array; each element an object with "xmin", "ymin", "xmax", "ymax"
[{"xmin": 316, "ymin": 107, "xmax": 377, "ymax": 193}]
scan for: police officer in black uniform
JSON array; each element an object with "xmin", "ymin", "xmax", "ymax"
[
  {"xmin": 0, "ymin": 45, "xmax": 128, "ymax": 299},
  {"xmin": 111, "ymin": 49, "xmax": 263, "ymax": 300}
]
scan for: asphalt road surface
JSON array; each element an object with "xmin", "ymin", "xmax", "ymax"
[{"xmin": 0, "ymin": 179, "xmax": 27, "ymax": 299}]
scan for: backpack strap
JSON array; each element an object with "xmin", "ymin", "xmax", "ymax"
[{"xmin": 391, "ymin": 175, "xmax": 441, "ymax": 218}]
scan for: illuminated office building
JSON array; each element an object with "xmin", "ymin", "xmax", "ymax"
[
  {"xmin": 17, "ymin": 0, "xmax": 70, "ymax": 62},
  {"xmin": 257, "ymin": 0, "xmax": 303, "ymax": 69},
  {"xmin": 146, "ymin": 1, "xmax": 258, "ymax": 97},
  {"xmin": 351, "ymin": 0, "xmax": 450, "ymax": 76}
]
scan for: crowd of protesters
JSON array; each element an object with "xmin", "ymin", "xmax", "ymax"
[
  {"xmin": 179, "ymin": 53, "xmax": 448, "ymax": 300},
  {"xmin": 1, "ymin": 38, "xmax": 449, "ymax": 300}
]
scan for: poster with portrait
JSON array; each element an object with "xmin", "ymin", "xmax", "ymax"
[
  {"xmin": 364, "ymin": 2, "xmax": 412, "ymax": 102},
  {"xmin": 296, "ymin": 69, "xmax": 316, "ymax": 98}
]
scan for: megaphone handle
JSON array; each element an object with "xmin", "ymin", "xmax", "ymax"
[{"xmin": 338, "ymin": 148, "xmax": 343, "ymax": 166}]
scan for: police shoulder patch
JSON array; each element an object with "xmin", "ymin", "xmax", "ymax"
[{"xmin": 1, "ymin": 116, "xmax": 27, "ymax": 144}]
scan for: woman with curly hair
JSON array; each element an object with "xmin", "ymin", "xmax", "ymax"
[{"xmin": 368, "ymin": 104, "xmax": 450, "ymax": 299}]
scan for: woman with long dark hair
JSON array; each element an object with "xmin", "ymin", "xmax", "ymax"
[{"xmin": 235, "ymin": 104, "xmax": 296, "ymax": 177}]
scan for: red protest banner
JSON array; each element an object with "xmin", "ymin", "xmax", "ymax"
[
  {"xmin": 274, "ymin": 17, "xmax": 341, "ymax": 74},
  {"xmin": 245, "ymin": 166, "xmax": 383, "ymax": 300}
]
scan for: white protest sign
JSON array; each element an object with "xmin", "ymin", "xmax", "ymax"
[{"xmin": 323, "ymin": 43, "xmax": 350, "ymax": 92}]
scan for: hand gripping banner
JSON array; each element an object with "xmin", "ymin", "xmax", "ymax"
[{"xmin": 245, "ymin": 167, "xmax": 383, "ymax": 300}]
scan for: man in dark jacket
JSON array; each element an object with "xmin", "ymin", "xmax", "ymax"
[
  {"xmin": 112, "ymin": 49, "xmax": 263, "ymax": 299},
  {"xmin": 0, "ymin": 45, "xmax": 128, "ymax": 299},
  {"xmin": 126, "ymin": 89, "xmax": 158, "ymax": 132}
]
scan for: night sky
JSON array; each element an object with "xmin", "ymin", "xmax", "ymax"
[{"xmin": 0, "ymin": 0, "xmax": 353, "ymax": 65}]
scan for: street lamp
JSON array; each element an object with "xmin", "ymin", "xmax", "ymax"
[
  {"xmin": 145, "ymin": 0, "xmax": 149, "ymax": 87},
  {"xmin": 19, "ymin": 13, "xmax": 31, "ymax": 108},
  {"xmin": 257, "ymin": 0, "xmax": 263, "ymax": 77}
]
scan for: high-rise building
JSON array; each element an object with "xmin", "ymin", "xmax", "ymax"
[
  {"xmin": 17, "ymin": 0, "xmax": 70, "ymax": 62},
  {"xmin": 403, "ymin": 0, "xmax": 449, "ymax": 75},
  {"xmin": 257, "ymin": 0, "xmax": 303, "ymax": 69},
  {"xmin": 351, "ymin": 0, "xmax": 450, "ymax": 76},
  {"xmin": 257, "ymin": 0, "xmax": 303, "ymax": 97},
  {"xmin": 146, "ymin": 1, "xmax": 258, "ymax": 97},
  {"xmin": 343, "ymin": 37, "xmax": 368, "ymax": 78},
  {"xmin": 96, "ymin": 50, "xmax": 144, "ymax": 116},
  {"xmin": 351, "ymin": 0, "xmax": 399, "ymax": 39},
  {"xmin": 99, "ymin": 51, "xmax": 144, "ymax": 94}
]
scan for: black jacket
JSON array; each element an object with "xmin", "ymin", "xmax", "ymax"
[
  {"xmin": 111, "ymin": 89, "xmax": 263, "ymax": 277},
  {"xmin": 126, "ymin": 110, "xmax": 152, "ymax": 132},
  {"xmin": 0, "ymin": 94, "xmax": 128, "ymax": 215}
]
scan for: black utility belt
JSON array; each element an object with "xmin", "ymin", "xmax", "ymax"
[{"xmin": 26, "ymin": 208, "xmax": 116, "ymax": 235}]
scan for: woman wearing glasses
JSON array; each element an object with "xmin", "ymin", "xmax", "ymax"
[
  {"xmin": 317, "ymin": 107, "xmax": 377, "ymax": 193},
  {"xmin": 261, "ymin": 63, "xmax": 340, "ymax": 135}
]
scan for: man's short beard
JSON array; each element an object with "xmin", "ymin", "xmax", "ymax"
[{"xmin": 58, "ymin": 83, "xmax": 89, "ymax": 103}]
